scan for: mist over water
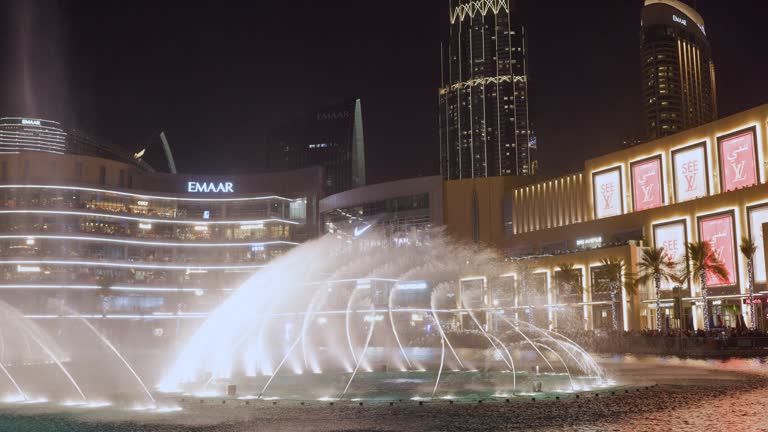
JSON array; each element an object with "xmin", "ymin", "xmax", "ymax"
[
  {"xmin": 158, "ymin": 230, "xmax": 604, "ymax": 399},
  {"xmin": 0, "ymin": 230, "xmax": 766, "ymax": 431}
]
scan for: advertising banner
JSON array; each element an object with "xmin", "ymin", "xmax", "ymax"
[
  {"xmin": 698, "ymin": 214, "xmax": 737, "ymax": 287},
  {"xmin": 593, "ymin": 168, "xmax": 622, "ymax": 219},
  {"xmin": 748, "ymin": 205, "xmax": 768, "ymax": 283},
  {"xmin": 672, "ymin": 144, "xmax": 708, "ymax": 202},
  {"xmin": 632, "ymin": 157, "xmax": 663, "ymax": 211},
  {"xmin": 719, "ymin": 131, "xmax": 757, "ymax": 192},
  {"xmin": 653, "ymin": 221, "xmax": 686, "ymax": 289}
]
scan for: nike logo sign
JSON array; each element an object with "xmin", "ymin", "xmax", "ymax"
[{"xmin": 354, "ymin": 224, "xmax": 372, "ymax": 237}]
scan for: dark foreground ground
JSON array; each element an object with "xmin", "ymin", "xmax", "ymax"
[{"xmin": 1, "ymin": 356, "xmax": 767, "ymax": 432}]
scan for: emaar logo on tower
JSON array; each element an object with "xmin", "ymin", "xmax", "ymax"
[
  {"xmin": 316, "ymin": 111, "xmax": 350, "ymax": 121},
  {"xmin": 672, "ymin": 15, "xmax": 687, "ymax": 26},
  {"xmin": 187, "ymin": 181, "xmax": 234, "ymax": 193}
]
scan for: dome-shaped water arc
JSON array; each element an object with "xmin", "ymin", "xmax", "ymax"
[{"xmin": 158, "ymin": 230, "xmax": 606, "ymax": 400}]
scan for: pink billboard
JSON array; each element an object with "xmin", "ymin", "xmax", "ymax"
[
  {"xmin": 698, "ymin": 214, "xmax": 736, "ymax": 287},
  {"xmin": 631, "ymin": 156, "xmax": 663, "ymax": 211},
  {"xmin": 719, "ymin": 130, "xmax": 757, "ymax": 192},
  {"xmin": 593, "ymin": 167, "xmax": 622, "ymax": 219}
]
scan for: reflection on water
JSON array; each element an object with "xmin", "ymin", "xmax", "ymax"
[{"xmin": 0, "ymin": 355, "xmax": 765, "ymax": 432}]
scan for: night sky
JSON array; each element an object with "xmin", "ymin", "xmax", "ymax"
[{"xmin": 1, "ymin": 0, "xmax": 767, "ymax": 183}]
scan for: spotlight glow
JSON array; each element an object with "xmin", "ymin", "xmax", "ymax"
[
  {"xmin": 153, "ymin": 406, "xmax": 183, "ymax": 413},
  {"xmin": 1, "ymin": 394, "xmax": 26, "ymax": 403},
  {"xmin": 84, "ymin": 401, "xmax": 112, "ymax": 408}
]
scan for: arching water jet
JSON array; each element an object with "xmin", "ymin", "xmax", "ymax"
[
  {"xmin": 340, "ymin": 308, "xmax": 376, "ymax": 400},
  {"xmin": 0, "ymin": 361, "xmax": 27, "ymax": 402},
  {"xmin": 68, "ymin": 310, "xmax": 155, "ymax": 404}
]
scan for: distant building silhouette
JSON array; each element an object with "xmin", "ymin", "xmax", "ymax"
[{"xmin": 268, "ymin": 98, "xmax": 365, "ymax": 196}]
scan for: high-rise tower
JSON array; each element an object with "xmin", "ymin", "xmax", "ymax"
[
  {"xmin": 641, "ymin": 0, "xmax": 717, "ymax": 140},
  {"xmin": 268, "ymin": 98, "xmax": 365, "ymax": 196},
  {"xmin": 439, "ymin": 0, "xmax": 535, "ymax": 180}
]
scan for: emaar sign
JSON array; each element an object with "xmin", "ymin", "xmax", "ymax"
[
  {"xmin": 187, "ymin": 181, "xmax": 234, "ymax": 193},
  {"xmin": 672, "ymin": 15, "xmax": 687, "ymax": 26}
]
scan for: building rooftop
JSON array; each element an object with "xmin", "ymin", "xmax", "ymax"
[{"xmin": 644, "ymin": 0, "xmax": 705, "ymax": 28}]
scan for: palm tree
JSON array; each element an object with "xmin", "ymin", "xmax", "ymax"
[
  {"xmin": 740, "ymin": 236, "xmax": 757, "ymax": 330},
  {"xmin": 637, "ymin": 247, "xmax": 677, "ymax": 331},
  {"xmin": 556, "ymin": 262, "xmax": 582, "ymax": 298},
  {"xmin": 556, "ymin": 263, "xmax": 583, "ymax": 328},
  {"xmin": 595, "ymin": 257, "xmax": 636, "ymax": 331},
  {"xmin": 679, "ymin": 241, "xmax": 728, "ymax": 331}
]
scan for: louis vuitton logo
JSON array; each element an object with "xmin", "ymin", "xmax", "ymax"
[
  {"xmin": 727, "ymin": 142, "xmax": 750, "ymax": 183},
  {"xmin": 637, "ymin": 169, "xmax": 657, "ymax": 203},
  {"xmin": 600, "ymin": 183, "xmax": 615, "ymax": 210},
  {"xmin": 684, "ymin": 173, "xmax": 697, "ymax": 192},
  {"xmin": 640, "ymin": 184, "xmax": 655, "ymax": 203},
  {"xmin": 711, "ymin": 232, "xmax": 727, "ymax": 261},
  {"xmin": 602, "ymin": 191, "xmax": 612, "ymax": 209},
  {"xmin": 730, "ymin": 160, "xmax": 747, "ymax": 182}
]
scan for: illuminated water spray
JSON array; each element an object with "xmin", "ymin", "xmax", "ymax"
[
  {"xmin": 0, "ymin": 299, "xmax": 86, "ymax": 402},
  {"xmin": 68, "ymin": 309, "xmax": 155, "ymax": 404},
  {"xmin": 158, "ymin": 231, "xmax": 605, "ymax": 399}
]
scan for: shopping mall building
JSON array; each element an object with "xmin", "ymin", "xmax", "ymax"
[
  {"xmin": 441, "ymin": 104, "xmax": 768, "ymax": 332},
  {"xmin": 0, "ymin": 120, "xmax": 322, "ymax": 343},
  {"xmin": 6, "ymin": 104, "xmax": 768, "ymax": 339}
]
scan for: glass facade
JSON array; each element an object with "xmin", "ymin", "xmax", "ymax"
[
  {"xmin": 439, "ymin": 0, "xmax": 536, "ymax": 179},
  {"xmin": 0, "ymin": 142, "xmax": 315, "ymax": 334},
  {"xmin": 0, "ymin": 185, "xmax": 306, "ymax": 318},
  {"xmin": 323, "ymin": 193, "xmax": 432, "ymax": 242}
]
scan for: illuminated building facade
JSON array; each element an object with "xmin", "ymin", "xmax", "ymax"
[
  {"xmin": 439, "ymin": 0, "xmax": 536, "ymax": 179},
  {"xmin": 320, "ymin": 176, "xmax": 443, "ymax": 243},
  {"xmin": 442, "ymin": 104, "xmax": 768, "ymax": 332},
  {"xmin": 641, "ymin": 0, "xmax": 717, "ymax": 140},
  {"xmin": 0, "ymin": 117, "xmax": 156, "ymax": 170},
  {"xmin": 0, "ymin": 117, "xmax": 67, "ymax": 154},
  {"xmin": 0, "ymin": 146, "xmax": 322, "ymax": 343},
  {"xmin": 268, "ymin": 98, "xmax": 366, "ymax": 196}
]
